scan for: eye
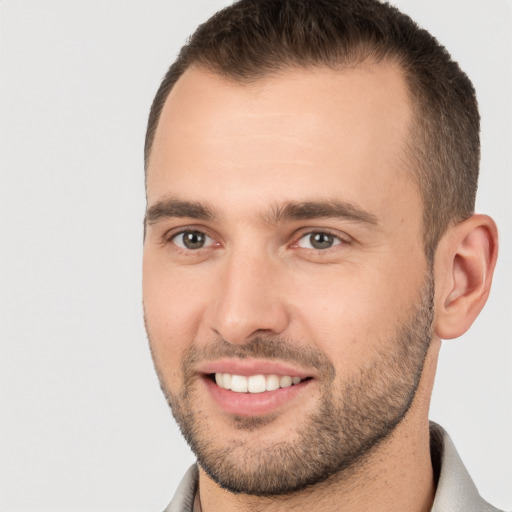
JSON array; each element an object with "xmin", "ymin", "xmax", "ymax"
[
  {"xmin": 297, "ymin": 231, "xmax": 343, "ymax": 250},
  {"xmin": 171, "ymin": 230, "xmax": 215, "ymax": 250}
]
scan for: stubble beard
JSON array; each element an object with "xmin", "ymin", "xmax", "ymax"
[{"xmin": 148, "ymin": 273, "xmax": 434, "ymax": 496}]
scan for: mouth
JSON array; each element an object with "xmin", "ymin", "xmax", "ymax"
[
  {"xmin": 210, "ymin": 372, "xmax": 309, "ymax": 393},
  {"xmin": 199, "ymin": 360, "xmax": 315, "ymax": 416},
  {"xmin": 208, "ymin": 372, "xmax": 311, "ymax": 393}
]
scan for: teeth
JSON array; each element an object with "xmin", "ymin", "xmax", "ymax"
[
  {"xmin": 214, "ymin": 373, "xmax": 304, "ymax": 393},
  {"xmin": 231, "ymin": 374, "xmax": 248, "ymax": 393},
  {"xmin": 223, "ymin": 373, "xmax": 232, "ymax": 390},
  {"xmin": 248, "ymin": 374, "xmax": 266, "ymax": 393},
  {"xmin": 266, "ymin": 374, "xmax": 280, "ymax": 391},
  {"xmin": 280, "ymin": 376, "xmax": 292, "ymax": 388}
]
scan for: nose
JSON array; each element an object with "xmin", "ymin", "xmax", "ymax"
[{"xmin": 206, "ymin": 249, "xmax": 290, "ymax": 345}]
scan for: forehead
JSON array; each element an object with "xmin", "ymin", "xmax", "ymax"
[{"xmin": 146, "ymin": 63, "xmax": 418, "ymax": 224}]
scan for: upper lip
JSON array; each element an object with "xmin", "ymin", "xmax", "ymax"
[{"xmin": 197, "ymin": 358, "xmax": 315, "ymax": 379}]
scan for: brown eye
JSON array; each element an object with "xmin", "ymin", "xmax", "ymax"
[
  {"xmin": 172, "ymin": 230, "xmax": 213, "ymax": 250},
  {"xmin": 297, "ymin": 232, "xmax": 341, "ymax": 250}
]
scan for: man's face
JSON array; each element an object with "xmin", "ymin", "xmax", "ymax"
[{"xmin": 143, "ymin": 64, "xmax": 433, "ymax": 494}]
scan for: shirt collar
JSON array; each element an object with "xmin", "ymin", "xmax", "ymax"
[
  {"xmin": 164, "ymin": 423, "xmax": 502, "ymax": 512},
  {"xmin": 429, "ymin": 422, "xmax": 501, "ymax": 511}
]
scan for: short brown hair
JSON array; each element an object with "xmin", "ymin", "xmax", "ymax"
[{"xmin": 145, "ymin": 0, "xmax": 479, "ymax": 260}]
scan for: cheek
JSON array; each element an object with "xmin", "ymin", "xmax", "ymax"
[
  {"xmin": 142, "ymin": 253, "xmax": 208, "ymax": 377},
  {"xmin": 289, "ymin": 262, "xmax": 424, "ymax": 371}
]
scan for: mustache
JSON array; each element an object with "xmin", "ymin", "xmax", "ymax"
[{"xmin": 181, "ymin": 336, "xmax": 336, "ymax": 380}]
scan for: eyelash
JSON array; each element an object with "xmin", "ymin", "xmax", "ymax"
[
  {"xmin": 164, "ymin": 228, "xmax": 218, "ymax": 251},
  {"xmin": 164, "ymin": 226, "xmax": 350, "ymax": 254},
  {"xmin": 293, "ymin": 230, "xmax": 350, "ymax": 251}
]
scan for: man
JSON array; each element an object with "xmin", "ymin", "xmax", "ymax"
[{"xmin": 142, "ymin": 0, "xmax": 502, "ymax": 510}]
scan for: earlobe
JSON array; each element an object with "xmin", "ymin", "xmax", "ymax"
[{"xmin": 433, "ymin": 214, "xmax": 498, "ymax": 340}]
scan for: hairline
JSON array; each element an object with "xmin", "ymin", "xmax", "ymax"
[{"xmin": 144, "ymin": 58, "xmax": 437, "ymax": 253}]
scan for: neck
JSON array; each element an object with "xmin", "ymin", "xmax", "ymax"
[{"xmin": 198, "ymin": 340, "xmax": 440, "ymax": 512}]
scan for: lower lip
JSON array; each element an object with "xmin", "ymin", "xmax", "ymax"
[{"xmin": 203, "ymin": 376, "xmax": 311, "ymax": 416}]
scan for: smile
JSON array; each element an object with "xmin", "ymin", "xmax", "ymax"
[
  {"xmin": 215, "ymin": 373, "xmax": 303, "ymax": 393},
  {"xmin": 198, "ymin": 359, "xmax": 315, "ymax": 416}
]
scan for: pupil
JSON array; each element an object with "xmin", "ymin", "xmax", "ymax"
[
  {"xmin": 184, "ymin": 231, "xmax": 205, "ymax": 249},
  {"xmin": 311, "ymin": 233, "xmax": 333, "ymax": 249}
]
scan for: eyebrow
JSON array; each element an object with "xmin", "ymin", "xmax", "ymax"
[
  {"xmin": 144, "ymin": 197, "xmax": 379, "ymax": 227},
  {"xmin": 263, "ymin": 200, "xmax": 379, "ymax": 226},
  {"xmin": 145, "ymin": 198, "xmax": 218, "ymax": 225}
]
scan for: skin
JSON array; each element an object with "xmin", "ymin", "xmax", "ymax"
[{"xmin": 143, "ymin": 63, "xmax": 498, "ymax": 511}]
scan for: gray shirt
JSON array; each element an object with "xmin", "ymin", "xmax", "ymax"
[{"xmin": 164, "ymin": 423, "xmax": 503, "ymax": 511}]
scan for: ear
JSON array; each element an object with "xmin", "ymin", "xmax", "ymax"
[{"xmin": 433, "ymin": 214, "xmax": 498, "ymax": 340}]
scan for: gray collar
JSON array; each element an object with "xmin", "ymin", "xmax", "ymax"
[
  {"xmin": 430, "ymin": 422, "xmax": 502, "ymax": 512},
  {"xmin": 164, "ymin": 422, "xmax": 503, "ymax": 511}
]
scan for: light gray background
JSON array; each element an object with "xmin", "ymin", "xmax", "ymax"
[{"xmin": 0, "ymin": 1, "xmax": 510, "ymax": 511}]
